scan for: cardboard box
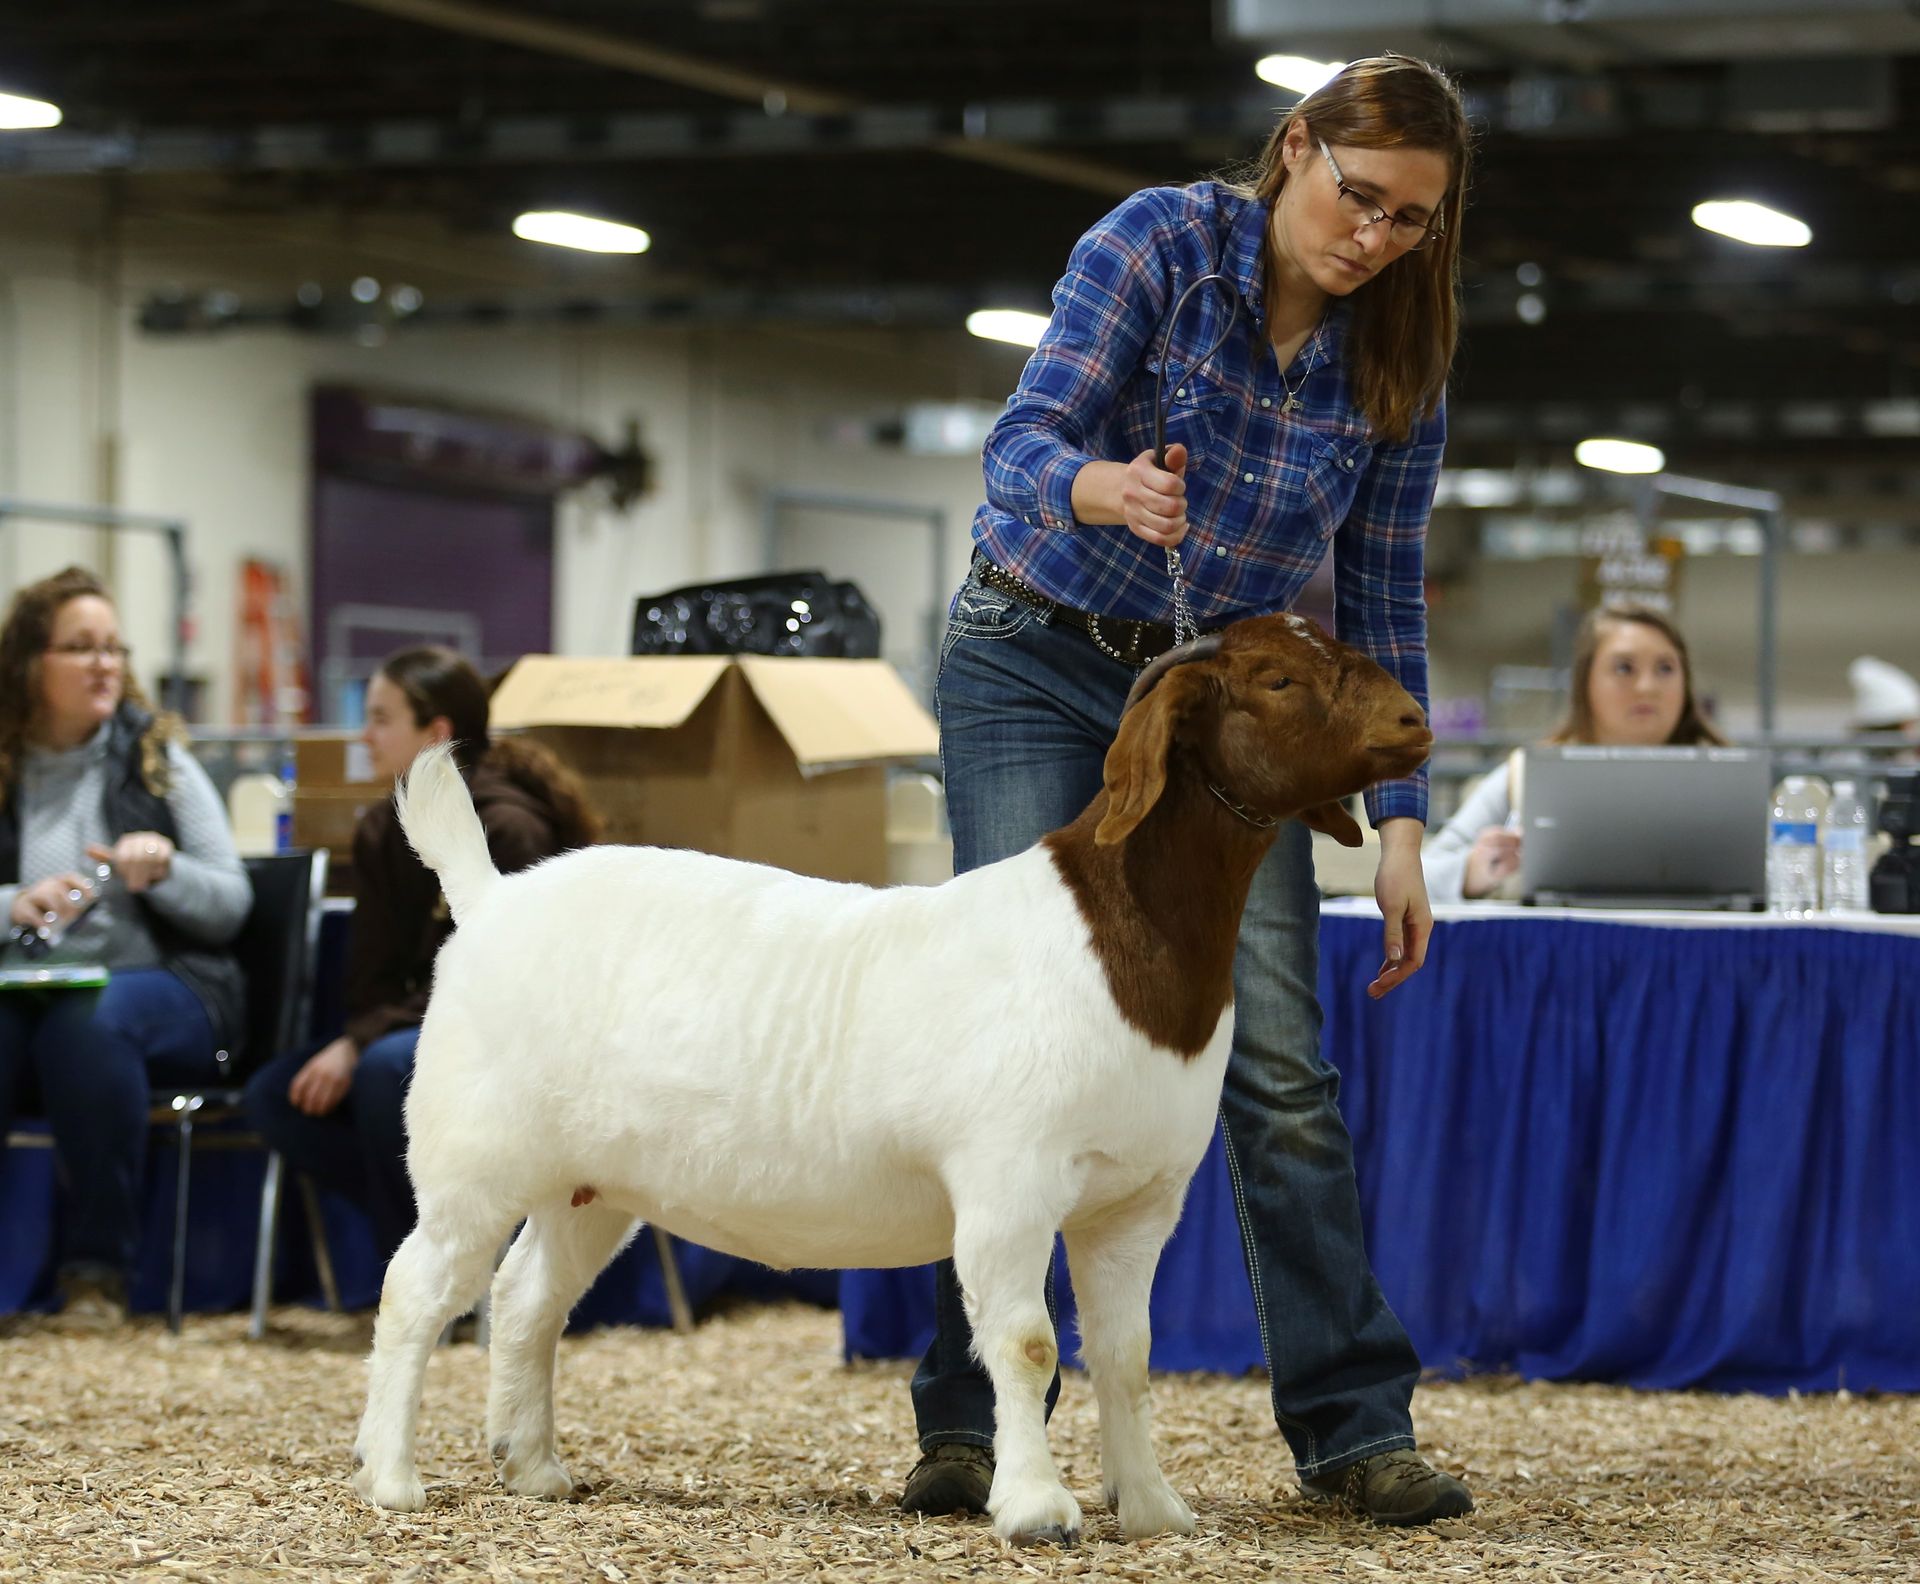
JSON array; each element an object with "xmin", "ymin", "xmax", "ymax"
[
  {"xmin": 489, "ymin": 655, "xmax": 940, "ymax": 887},
  {"xmin": 295, "ymin": 731, "xmax": 380, "ymax": 792},
  {"xmin": 292, "ymin": 731, "xmax": 384, "ymax": 892}
]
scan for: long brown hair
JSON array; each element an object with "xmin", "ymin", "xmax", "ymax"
[
  {"xmin": 1549, "ymin": 604, "xmax": 1728, "ymax": 747},
  {"xmin": 1239, "ymin": 54, "xmax": 1471, "ymax": 442},
  {"xmin": 376, "ymin": 646, "xmax": 602, "ymax": 848},
  {"xmin": 0, "ymin": 565, "xmax": 184, "ymax": 800}
]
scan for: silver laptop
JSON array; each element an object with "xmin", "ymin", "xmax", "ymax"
[{"xmin": 1518, "ymin": 745, "xmax": 1771, "ymax": 910}]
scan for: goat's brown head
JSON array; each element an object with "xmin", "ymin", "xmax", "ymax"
[{"xmin": 1094, "ymin": 615, "xmax": 1432, "ymax": 847}]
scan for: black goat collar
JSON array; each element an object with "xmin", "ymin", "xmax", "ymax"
[{"xmin": 1206, "ymin": 780, "xmax": 1283, "ymax": 829}]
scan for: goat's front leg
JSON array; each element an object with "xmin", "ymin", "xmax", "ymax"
[
  {"xmin": 1062, "ymin": 1189, "xmax": 1194, "ymax": 1540},
  {"xmin": 953, "ymin": 1213, "xmax": 1080, "ymax": 1546}
]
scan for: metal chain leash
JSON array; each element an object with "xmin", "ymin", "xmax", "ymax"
[
  {"xmin": 1151, "ymin": 271, "xmax": 1244, "ymax": 653},
  {"xmin": 1164, "ymin": 545, "xmax": 1199, "ymax": 647}
]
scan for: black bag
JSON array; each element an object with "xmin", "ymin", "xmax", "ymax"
[{"xmin": 630, "ymin": 570, "xmax": 882, "ymax": 658}]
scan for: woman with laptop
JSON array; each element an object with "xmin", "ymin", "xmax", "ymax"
[
  {"xmin": 0, "ymin": 566, "xmax": 253, "ymax": 1328},
  {"xmin": 241, "ymin": 646, "xmax": 597, "ymax": 1276},
  {"xmin": 1424, "ymin": 603, "xmax": 1727, "ymax": 902}
]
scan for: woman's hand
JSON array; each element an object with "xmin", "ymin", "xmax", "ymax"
[
  {"xmin": 1463, "ymin": 826, "xmax": 1523, "ymax": 898},
  {"xmin": 9, "ymin": 872, "xmax": 98, "ymax": 933},
  {"xmin": 87, "ymin": 833, "xmax": 174, "ymax": 893},
  {"xmin": 1369, "ymin": 819, "xmax": 1432, "ymax": 1000},
  {"xmin": 1121, "ymin": 443, "xmax": 1190, "ymax": 548},
  {"xmin": 288, "ymin": 1036, "xmax": 360, "ymax": 1117}
]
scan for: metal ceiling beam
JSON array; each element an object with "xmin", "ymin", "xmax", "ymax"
[
  {"xmin": 330, "ymin": 0, "xmax": 1145, "ymax": 196},
  {"xmin": 123, "ymin": 254, "xmax": 1920, "ymax": 336},
  {"xmin": 0, "ymin": 99, "xmax": 1278, "ymax": 177},
  {"xmin": 0, "ymin": 68, "xmax": 1895, "ymax": 180},
  {"xmin": 1472, "ymin": 264, "xmax": 1920, "ymax": 319},
  {"xmin": 135, "ymin": 272, "xmax": 1920, "ymax": 337},
  {"xmin": 137, "ymin": 284, "xmax": 989, "ymax": 336}
]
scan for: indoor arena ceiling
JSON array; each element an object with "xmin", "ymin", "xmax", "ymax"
[{"xmin": 5, "ymin": 0, "xmax": 1920, "ymax": 466}]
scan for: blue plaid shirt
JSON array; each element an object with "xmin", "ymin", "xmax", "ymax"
[{"xmin": 973, "ymin": 181, "xmax": 1442, "ymax": 824}]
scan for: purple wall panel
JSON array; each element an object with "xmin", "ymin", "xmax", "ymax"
[{"xmin": 311, "ymin": 473, "xmax": 553, "ymax": 720}]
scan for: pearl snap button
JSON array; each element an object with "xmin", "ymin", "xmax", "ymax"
[
  {"xmin": 1175, "ymin": 387, "xmax": 1186, "ymax": 398},
  {"xmin": 1214, "ymin": 545, "xmax": 1227, "ymax": 558},
  {"xmin": 1243, "ymin": 472, "xmax": 1255, "ymax": 483},
  {"xmin": 1260, "ymin": 397, "xmax": 1272, "ymax": 408}
]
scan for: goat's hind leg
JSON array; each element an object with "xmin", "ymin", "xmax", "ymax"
[
  {"xmin": 353, "ymin": 1204, "xmax": 518, "ymax": 1511},
  {"xmin": 486, "ymin": 1200, "xmax": 637, "ymax": 1498},
  {"xmin": 1063, "ymin": 1189, "xmax": 1193, "ymax": 1540}
]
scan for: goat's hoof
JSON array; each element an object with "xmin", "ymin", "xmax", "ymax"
[
  {"xmin": 501, "ymin": 1454, "xmax": 575, "ymax": 1500},
  {"xmin": 1118, "ymin": 1480, "xmax": 1195, "ymax": 1540},
  {"xmin": 989, "ymin": 1482, "xmax": 1082, "ymax": 1547},
  {"xmin": 352, "ymin": 1463, "xmax": 427, "ymax": 1512}
]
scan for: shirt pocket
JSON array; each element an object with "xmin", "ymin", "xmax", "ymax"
[
  {"xmin": 1125, "ymin": 365, "xmax": 1234, "ymax": 471},
  {"xmin": 1305, "ymin": 436, "xmax": 1376, "ymax": 538}
]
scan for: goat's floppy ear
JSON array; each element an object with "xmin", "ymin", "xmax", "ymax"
[
  {"xmin": 1297, "ymin": 799, "xmax": 1365, "ymax": 847},
  {"xmin": 1097, "ymin": 666, "xmax": 1212, "ymax": 846}
]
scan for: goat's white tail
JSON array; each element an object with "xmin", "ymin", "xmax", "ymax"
[{"xmin": 393, "ymin": 743, "xmax": 498, "ymax": 923}]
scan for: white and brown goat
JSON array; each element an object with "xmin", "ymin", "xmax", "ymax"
[{"xmin": 351, "ymin": 614, "xmax": 1431, "ymax": 1544}]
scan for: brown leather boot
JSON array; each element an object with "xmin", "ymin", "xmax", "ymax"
[{"xmin": 1301, "ymin": 1449, "xmax": 1474, "ymax": 1525}]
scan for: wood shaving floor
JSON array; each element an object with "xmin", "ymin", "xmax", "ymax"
[{"xmin": 2, "ymin": 1301, "xmax": 1913, "ymax": 1582}]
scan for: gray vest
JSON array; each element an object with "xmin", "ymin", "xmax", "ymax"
[{"xmin": 0, "ymin": 705, "xmax": 246, "ymax": 1056}]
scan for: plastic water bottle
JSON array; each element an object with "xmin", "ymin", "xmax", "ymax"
[
  {"xmin": 1767, "ymin": 775, "xmax": 1826, "ymax": 917},
  {"xmin": 274, "ymin": 744, "xmax": 298, "ymax": 854},
  {"xmin": 1821, "ymin": 779, "xmax": 1872, "ymax": 914}
]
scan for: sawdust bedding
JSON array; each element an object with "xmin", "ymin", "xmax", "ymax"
[{"xmin": 1, "ymin": 1300, "xmax": 1913, "ymax": 1582}]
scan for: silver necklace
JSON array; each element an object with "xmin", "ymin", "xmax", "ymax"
[{"xmin": 1277, "ymin": 319, "xmax": 1325, "ymax": 415}]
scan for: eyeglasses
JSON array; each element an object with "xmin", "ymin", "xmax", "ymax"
[
  {"xmin": 1317, "ymin": 138, "xmax": 1444, "ymax": 252},
  {"xmin": 46, "ymin": 640, "xmax": 132, "ymax": 663}
]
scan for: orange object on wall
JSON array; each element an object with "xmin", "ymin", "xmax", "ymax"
[{"xmin": 234, "ymin": 558, "xmax": 313, "ymax": 725}]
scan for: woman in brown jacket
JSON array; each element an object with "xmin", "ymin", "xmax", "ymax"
[{"xmin": 242, "ymin": 646, "xmax": 597, "ymax": 1263}]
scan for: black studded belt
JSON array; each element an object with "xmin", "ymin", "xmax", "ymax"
[{"xmin": 972, "ymin": 554, "xmax": 1206, "ymax": 668}]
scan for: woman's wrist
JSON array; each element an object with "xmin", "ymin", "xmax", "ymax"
[
  {"xmin": 1376, "ymin": 816, "xmax": 1424, "ymax": 857},
  {"xmin": 1067, "ymin": 460, "xmax": 1126, "ymax": 527}
]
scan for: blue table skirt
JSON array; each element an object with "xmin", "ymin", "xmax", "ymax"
[{"xmin": 841, "ymin": 914, "xmax": 1920, "ymax": 1394}]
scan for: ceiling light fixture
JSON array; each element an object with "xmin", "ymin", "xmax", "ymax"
[
  {"xmin": 1575, "ymin": 437, "xmax": 1666, "ymax": 475},
  {"xmin": 512, "ymin": 211, "xmax": 651, "ymax": 254},
  {"xmin": 0, "ymin": 91, "xmax": 61, "ymax": 130},
  {"xmin": 966, "ymin": 308, "xmax": 1049, "ymax": 348},
  {"xmin": 1690, "ymin": 199, "xmax": 1811, "ymax": 248},
  {"xmin": 1254, "ymin": 55, "xmax": 1344, "ymax": 96}
]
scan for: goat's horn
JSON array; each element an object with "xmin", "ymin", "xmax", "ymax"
[{"xmin": 1121, "ymin": 635, "xmax": 1224, "ymax": 715}]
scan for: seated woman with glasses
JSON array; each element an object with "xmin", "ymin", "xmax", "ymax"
[
  {"xmin": 243, "ymin": 647, "xmax": 599, "ymax": 1281},
  {"xmin": 0, "ymin": 565, "xmax": 252, "ymax": 1328}
]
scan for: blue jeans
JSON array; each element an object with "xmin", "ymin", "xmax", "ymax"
[
  {"xmin": 242, "ymin": 1027, "xmax": 420, "ymax": 1263},
  {"xmin": 0, "ymin": 968, "xmax": 219, "ymax": 1284},
  {"xmin": 910, "ymin": 563, "xmax": 1421, "ymax": 1477}
]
